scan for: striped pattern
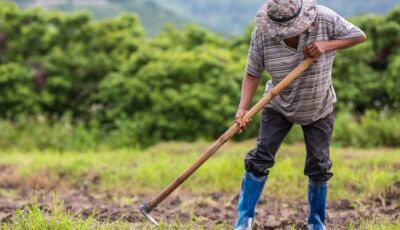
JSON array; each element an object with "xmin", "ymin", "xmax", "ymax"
[{"xmin": 246, "ymin": 5, "xmax": 365, "ymax": 125}]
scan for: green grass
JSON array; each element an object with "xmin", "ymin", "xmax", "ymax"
[
  {"xmin": 354, "ymin": 217, "xmax": 400, "ymax": 230},
  {"xmin": 3, "ymin": 202, "xmax": 399, "ymax": 230},
  {"xmin": 2, "ymin": 201, "xmax": 131, "ymax": 230},
  {"xmin": 1, "ymin": 196, "xmax": 230, "ymax": 230},
  {"xmin": 0, "ymin": 141, "xmax": 399, "ymax": 201}
]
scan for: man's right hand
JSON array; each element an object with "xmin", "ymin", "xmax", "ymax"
[{"xmin": 235, "ymin": 109, "xmax": 252, "ymax": 133}]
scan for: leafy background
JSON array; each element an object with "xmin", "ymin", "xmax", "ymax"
[
  {"xmin": 0, "ymin": 2, "xmax": 399, "ymax": 229},
  {"xmin": 0, "ymin": 1, "xmax": 400, "ymax": 149},
  {"xmin": 11, "ymin": 0, "xmax": 400, "ymax": 35}
]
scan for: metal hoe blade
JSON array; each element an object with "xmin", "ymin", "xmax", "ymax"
[{"xmin": 139, "ymin": 204, "xmax": 160, "ymax": 226}]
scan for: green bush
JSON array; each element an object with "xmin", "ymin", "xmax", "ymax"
[
  {"xmin": 0, "ymin": 115, "xmax": 100, "ymax": 151},
  {"xmin": 0, "ymin": 111, "xmax": 398, "ymax": 151},
  {"xmin": 333, "ymin": 111, "xmax": 400, "ymax": 147},
  {"xmin": 0, "ymin": 63, "xmax": 37, "ymax": 116},
  {"xmin": 0, "ymin": 2, "xmax": 399, "ymax": 147}
]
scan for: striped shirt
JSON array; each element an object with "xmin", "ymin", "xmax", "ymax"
[{"xmin": 246, "ymin": 5, "xmax": 365, "ymax": 125}]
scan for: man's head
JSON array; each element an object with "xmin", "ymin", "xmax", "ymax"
[{"xmin": 256, "ymin": 0, "xmax": 317, "ymax": 40}]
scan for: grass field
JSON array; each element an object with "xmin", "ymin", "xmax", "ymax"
[{"xmin": 0, "ymin": 141, "xmax": 399, "ymax": 229}]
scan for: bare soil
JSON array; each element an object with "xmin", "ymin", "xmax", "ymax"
[
  {"xmin": 0, "ymin": 164, "xmax": 399, "ymax": 229},
  {"xmin": 0, "ymin": 187, "xmax": 399, "ymax": 229}
]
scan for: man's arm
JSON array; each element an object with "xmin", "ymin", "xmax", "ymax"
[
  {"xmin": 304, "ymin": 35, "xmax": 366, "ymax": 58},
  {"xmin": 235, "ymin": 73, "xmax": 261, "ymax": 132}
]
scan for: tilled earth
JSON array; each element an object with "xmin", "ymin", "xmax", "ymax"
[
  {"xmin": 0, "ymin": 164, "xmax": 399, "ymax": 229},
  {"xmin": 0, "ymin": 186, "xmax": 399, "ymax": 229}
]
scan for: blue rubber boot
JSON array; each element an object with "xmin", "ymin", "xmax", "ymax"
[
  {"xmin": 307, "ymin": 180, "xmax": 328, "ymax": 230},
  {"xmin": 234, "ymin": 172, "xmax": 267, "ymax": 230}
]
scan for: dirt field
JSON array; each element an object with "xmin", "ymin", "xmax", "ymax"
[
  {"xmin": 0, "ymin": 144, "xmax": 399, "ymax": 229},
  {"xmin": 0, "ymin": 184, "xmax": 399, "ymax": 229}
]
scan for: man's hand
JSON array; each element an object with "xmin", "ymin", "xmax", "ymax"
[
  {"xmin": 303, "ymin": 41, "xmax": 327, "ymax": 58},
  {"xmin": 235, "ymin": 108, "xmax": 252, "ymax": 133},
  {"xmin": 304, "ymin": 36, "xmax": 367, "ymax": 58},
  {"xmin": 235, "ymin": 73, "xmax": 260, "ymax": 133}
]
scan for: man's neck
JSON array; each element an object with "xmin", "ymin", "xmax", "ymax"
[{"xmin": 284, "ymin": 36, "xmax": 300, "ymax": 49}]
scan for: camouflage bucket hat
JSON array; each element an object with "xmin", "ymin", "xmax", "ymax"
[{"xmin": 256, "ymin": 0, "xmax": 317, "ymax": 40}]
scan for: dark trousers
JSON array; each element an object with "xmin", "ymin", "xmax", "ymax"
[{"xmin": 245, "ymin": 108, "xmax": 335, "ymax": 182}]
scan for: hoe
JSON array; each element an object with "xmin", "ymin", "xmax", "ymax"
[{"xmin": 139, "ymin": 57, "xmax": 317, "ymax": 226}]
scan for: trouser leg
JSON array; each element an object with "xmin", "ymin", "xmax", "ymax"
[
  {"xmin": 245, "ymin": 108, "xmax": 293, "ymax": 177},
  {"xmin": 302, "ymin": 109, "xmax": 335, "ymax": 229},
  {"xmin": 302, "ymin": 109, "xmax": 334, "ymax": 182},
  {"xmin": 235, "ymin": 108, "xmax": 292, "ymax": 229}
]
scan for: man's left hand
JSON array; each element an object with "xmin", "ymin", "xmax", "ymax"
[{"xmin": 304, "ymin": 41, "xmax": 328, "ymax": 58}]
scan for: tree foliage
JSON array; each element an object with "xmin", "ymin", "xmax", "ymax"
[
  {"xmin": 12, "ymin": 0, "xmax": 400, "ymax": 36},
  {"xmin": 0, "ymin": 2, "xmax": 399, "ymax": 146}
]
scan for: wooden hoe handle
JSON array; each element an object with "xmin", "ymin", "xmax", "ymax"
[{"xmin": 141, "ymin": 57, "xmax": 316, "ymax": 213}]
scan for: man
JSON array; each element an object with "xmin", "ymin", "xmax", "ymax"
[{"xmin": 234, "ymin": 0, "xmax": 366, "ymax": 229}]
